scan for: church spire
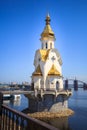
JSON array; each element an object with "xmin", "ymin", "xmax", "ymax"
[
  {"xmin": 40, "ymin": 14, "xmax": 55, "ymax": 41},
  {"xmin": 45, "ymin": 13, "xmax": 50, "ymax": 25}
]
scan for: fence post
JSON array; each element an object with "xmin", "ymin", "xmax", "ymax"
[{"xmin": 0, "ymin": 92, "xmax": 3, "ymax": 115}]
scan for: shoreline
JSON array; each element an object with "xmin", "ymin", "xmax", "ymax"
[{"xmin": 27, "ymin": 109, "xmax": 74, "ymax": 120}]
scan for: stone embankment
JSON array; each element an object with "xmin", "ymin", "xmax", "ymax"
[{"xmin": 28, "ymin": 109, "xmax": 74, "ymax": 120}]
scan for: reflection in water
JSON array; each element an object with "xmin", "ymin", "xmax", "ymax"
[
  {"xmin": 68, "ymin": 88, "xmax": 87, "ymax": 130},
  {"xmin": 10, "ymin": 99, "xmax": 21, "ymax": 106},
  {"xmin": 43, "ymin": 117, "xmax": 71, "ymax": 130},
  {"xmin": 4, "ymin": 94, "xmax": 28, "ymax": 111},
  {"xmin": 3, "ymin": 98, "xmax": 21, "ymax": 106},
  {"xmin": 3, "ymin": 100, "xmax": 10, "ymax": 105},
  {"xmin": 41, "ymin": 88, "xmax": 87, "ymax": 130}
]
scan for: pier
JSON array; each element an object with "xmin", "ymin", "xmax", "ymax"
[
  {"xmin": 0, "ymin": 90, "xmax": 33, "ymax": 101},
  {"xmin": 1, "ymin": 90, "xmax": 33, "ymax": 95},
  {"xmin": 0, "ymin": 80, "xmax": 86, "ymax": 129},
  {"xmin": 0, "ymin": 89, "xmax": 71, "ymax": 96},
  {"xmin": 0, "ymin": 92, "xmax": 58, "ymax": 130}
]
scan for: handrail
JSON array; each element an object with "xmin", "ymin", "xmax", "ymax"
[{"xmin": 0, "ymin": 104, "xmax": 58, "ymax": 130}]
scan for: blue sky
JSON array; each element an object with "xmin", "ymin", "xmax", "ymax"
[{"xmin": 0, "ymin": 0, "xmax": 87, "ymax": 83}]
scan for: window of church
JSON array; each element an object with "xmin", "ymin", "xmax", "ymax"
[
  {"xmin": 46, "ymin": 43, "xmax": 48, "ymax": 49},
  {"xmin": 56, "ymin": 81, "xmax": 59, "ymax": 90}
]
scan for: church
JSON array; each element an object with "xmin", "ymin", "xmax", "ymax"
[
  {"xmin": 26, "ymin": 14, "xmax": 72, "ymax": 112},
  {"xmin": 32, "ymin": 14, "xmax": 63, "ymax": 91}
]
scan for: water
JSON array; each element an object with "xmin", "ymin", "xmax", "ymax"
[
  {"xmin": 4, "ymin": 88, "xmax": 87, "ymax": 130},
  {"xmin": 47, "ymin": 88, "xmax": 87, "ymax": 130},
  {"xmin": 68, "ymin": 88, "xmax": 87, "ymax": 130},
  {"xmin": 3, "ymin": 94, "xmax": 28, "ymax": 111}
]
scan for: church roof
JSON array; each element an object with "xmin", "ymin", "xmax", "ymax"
[
  {"xmin": 41, "ymin": 14, "xmax": 55, "ymax": 40},
  {"xmin": 32, "ymin": 65, "xmax": 42, "ymax": 76},
  {"xmin": 48, "ymin": 64, "xmax": 61, "ymax": 76},
  {"xmin": 38, "ymin": 49, "xmax": 50, "ymax": 61}
]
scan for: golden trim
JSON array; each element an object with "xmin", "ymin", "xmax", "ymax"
[
  {"xmin": 37, "ymin": 49, "xmax": 50, "ymax": 61},
  {"xmin": 48, "ymin": 64, "xmax": 61, "ymax": 76},
  {"xmin": 32, "ymin": 65, "xmax": 42, "ymax": 76}
]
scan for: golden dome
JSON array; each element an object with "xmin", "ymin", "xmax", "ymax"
[{"xmin": 41, "ymin": 14, "xmax": 55, "ymax": 40}]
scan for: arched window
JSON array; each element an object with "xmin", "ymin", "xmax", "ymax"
[
  {"xmin": 46, "ymin": 43, "xmax": 48, "ymax": 49},
  {"xmin": 56, "ymin": 81, "xmax": 59, "ymax": 90}
]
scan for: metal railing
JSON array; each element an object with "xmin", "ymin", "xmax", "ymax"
[{"xmin": 0, "ymin": 93, "xmax": 58, "ymax": 130}]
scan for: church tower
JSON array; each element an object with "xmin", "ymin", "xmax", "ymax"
[
  {"xmin": 40, "ymin": 14, "xmax": 55, "ymax": 49},
  {"xmin": 32, "ymin": 14, "xmax": 63, "ymax": 91}
]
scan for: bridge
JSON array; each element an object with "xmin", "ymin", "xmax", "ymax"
[
  {"xmin": 64, "ymin": 78, "xmax": 86, "ymax": 84},
  {"xmin": 64, "ymin": 78, "xmax": 87, "ymax": 90}
]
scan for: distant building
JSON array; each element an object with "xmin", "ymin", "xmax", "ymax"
[
  {"xmin": 22, "ymin": 82, "xmax": 30, "ymax": 86},
  {"xmin": 11, "ymin": 82, "xmax": 17, "ymax": 85}
]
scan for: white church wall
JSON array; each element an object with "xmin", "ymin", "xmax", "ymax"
[
  {"xmin": 59, "ymin": 78, "xmax": 63, "ymax": 89},
  {"xmin": 45, "ymin": 76, "xmax": 64, "ymax": 90},
  {"xmin": 55, "ymin": 77, "xmax": 63, "ymax": 90},
  {"xmin": 33, "ymin": 76, "xmax": 41, "ymax": 90},
  {"xmin": 44, "ymin": 59, "xmax": 53, "ymax": 77},
  {"xmin": 49, "ymin": 52, "xmax": 61, "ymax": 73},
  {"xmin": 40, "ymin": 62, "xmax": 45, "ymax": 77},
  {"xmin": 41, "ymin": 40, "xmax": 54, "ymax": 49}
]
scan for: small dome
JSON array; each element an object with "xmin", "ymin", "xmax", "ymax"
[{"xmin": 41, "ymin": 14, "xmax": 55, "ymax": 40}]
